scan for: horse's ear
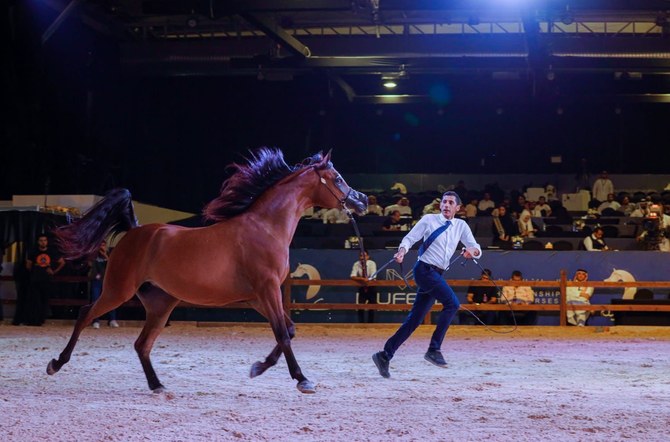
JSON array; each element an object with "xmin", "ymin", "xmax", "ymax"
[{"xmin": 323, "ymin": 149, "xmax": 332, "ymax": 163}]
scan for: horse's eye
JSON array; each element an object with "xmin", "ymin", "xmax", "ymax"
[{"xmin": 335, "ymin": 176, "xmax": 343, "ymax": 184}]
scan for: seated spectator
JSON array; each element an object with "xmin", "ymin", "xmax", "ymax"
[
  {"xmin": 382, "ymin": 210, "xmax": 403, "ymax": 231},
  {"xmin": 526, "ymin": 200, "xmax": 537, "ymax": 217},
  {"xmin": 566, "ymin": 269, "xmax": 593, "ymax": 326},
  {"xmin": 302, "ymin": 206, "xmax": 327, "ymax": 220},
  {"xmin": 455, "ymin": 204, "xmax": 468, "ymax": 220},
  {"xmin": 586, "ymin": 199, "xmax": 600, "ymax": 219},
  {"xmin": 390, "ymin": 182, "xmax": 407, "ymax": 195},
  {"xmin": 598, "ymin": 193, "xmax": 621, "ymax": 214},
  {"xmin": 619, "ymin": 195, "xmax": 635, "ymax": 216},
  {"xmin": 464, "ymin": 198, "xmax": 479, "ymax": 218},
  {"xmin": 630, "ymin": 199, "xmax": 651, "ymax": 217},
  {"xmin": 533, "ymin": 196, "xmax": 552, "ymax": 217},
  {"xmin": 460, "ymin": 268, "xmax": 499, "ymax": 325},
  {"xmin": 323, "ymin": 207, "xmax": 350, "ymax": 224},
  {"xmin": 365, "ymin": 195, "xmax": 384, "ymax": 216},
  {"xmin": 509, "ymin": 195, "xmax": 527, "ymax": 218},
  {"xmin": 500, "ymin": 270, "xmax": 536, "ymax": 325},
  {"xmin": 477, "ymin": 192, "xmax": 495, "ymax": 215},
  {"xmin": 491, "ymin": 205, "xmax": 519, "ymax": 250},
  {"xmin": 517, "ymin": 210, "xmax": 537, "ymax": 239},
  {"xmin": 581, "ymin": 226, "xmax": 610, "ymax": 251},
  {"xmin": 383, "ymin": 196, "xmax": 412, "ymax": 217},
  {"xmin": 422, "ymin": 198, "xmax": 441, "ymax": 216},
  {"xmin": 545, "ymin": 184, "xmax": 558, "ymax": 202}
]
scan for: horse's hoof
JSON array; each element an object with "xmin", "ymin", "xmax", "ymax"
[
  {"xmin": 297, "ymin": 380, "xmax": 316, "ymax": 394},
  {"xmin": 249, "ymin": 361, "xmax": 266, "ymax": 378},
  {"xmin": 151, "ymin": 386, "xmax": 175, "ymax": 399},
  {"xmin": 46, "ymin": 359, "xmax": 59, "ymax": 375}
]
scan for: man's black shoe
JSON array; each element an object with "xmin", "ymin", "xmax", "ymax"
[
  {"xmin": 372, "ymin": 351, "xmax": 390, "ymax": 378},
  {"xmin": 424, "ymin": 350, "xmax": 448, "ymax": 368}
]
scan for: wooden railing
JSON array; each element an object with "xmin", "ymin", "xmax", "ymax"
[
  {"xmin": 282, "ymin": 270, "xmax": 670, "ymax": 326},
  {"xmin": 0, "ymin": 275, "xmax": 251, "ymax": 310},
  {"xmin": 3, "ymin": 272, "xmax": 670, "ymax": 326}
]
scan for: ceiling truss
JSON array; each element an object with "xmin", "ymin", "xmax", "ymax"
[{"xmin": 41, "ymin": 0, "xmax": 670, "ymax": 104}]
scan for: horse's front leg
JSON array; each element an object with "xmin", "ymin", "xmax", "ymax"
[
  {"xmin": 270, "ymin": 317, "xmax": 315, "ymax": 393},
  {"xmin": 250, "ymin": 311, "xmax": 294, "ymax": 378},
  {"xmin": 260, "ymin": 294, "xmax": 315, "ymax": 394}
]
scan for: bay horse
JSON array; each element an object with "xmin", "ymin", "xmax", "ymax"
[{"xmin": 47, "ymin": 148, "xmax": 367, "ymax": 394}]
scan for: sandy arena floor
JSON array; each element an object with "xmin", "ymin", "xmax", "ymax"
[{"xmin": 1, "ymin": 321, "xmax": 669, "ymax": 442}]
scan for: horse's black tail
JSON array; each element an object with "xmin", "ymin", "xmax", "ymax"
[{"xmin": 53, "ymin": 188, "xmax": 138, "ymax": 261}]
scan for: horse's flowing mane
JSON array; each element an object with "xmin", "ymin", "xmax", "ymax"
[{"xmin": 203, "ymin": 147, "xmax": 327, "ymax": 221}]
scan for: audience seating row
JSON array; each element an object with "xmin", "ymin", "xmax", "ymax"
[
  {"xmin": 291, "ymin": 215, "xmax": 644, "ymax": 250},
  {"xmin": 291, "ymin": 235, "xmax": 641, "ymax": 251}
]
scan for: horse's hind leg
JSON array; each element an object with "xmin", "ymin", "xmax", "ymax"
[
  {"xmin": 47, "ymin": 288, "xmax": 133, "ymax": 375},
  {"xmin": 46, "ymin": 304, "xmax": 94, "ymax": 375},
  {"xmin": 250, "ymin": 310, "xmax": 295, "ymax": 378},
  {"xmin": 134, "ymin": 283, "xmax": 180, "ymax": 392}
]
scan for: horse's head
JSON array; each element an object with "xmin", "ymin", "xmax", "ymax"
[{"xmin": 312, "ymin": 151, "xmax": 368, "ymax": 215}]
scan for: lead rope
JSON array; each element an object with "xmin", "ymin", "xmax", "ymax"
[
  {"xmin": 456, "ymin": 255, "xmax": 518, "ymax": 334},
  {"xmin": 370, "ymin": 252, "xmax": 518, "ymax": 334},
  {"xmin": 342, "ymin": 205, "xmax": 366, "ymax": 259},
  {"xmin": 313, "ymin": 167, "xmax": 363, "ymax": 255}
]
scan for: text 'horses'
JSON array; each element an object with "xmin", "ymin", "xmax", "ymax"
[{"xmin": 47, "ymin": 148, "xmax": 367, "ymax": 394}]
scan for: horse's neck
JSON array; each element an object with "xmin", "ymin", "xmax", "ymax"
[{"xmin": 247, "ymin": 173, "xmax": 315, "ymax": 239}]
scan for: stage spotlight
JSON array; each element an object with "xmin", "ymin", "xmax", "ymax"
[{"xmin": 382, "ymin": 66, "xmax": 408, "ymax": 89}]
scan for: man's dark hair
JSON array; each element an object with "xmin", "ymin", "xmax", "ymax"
[
  {"xmin": 511, "ymin": 270, "xmax": 522, "ymax": 278},
  {"xmin": 441, "ymin": 191, "xmax": 462, "ymax": 205},
  {"xmin": 482, "ymin": 268, "xmax": 492, "ymax": 277}
]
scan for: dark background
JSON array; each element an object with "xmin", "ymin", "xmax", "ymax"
[{"xmin": 4, "ymin": 1, "xmax": 670, "ymax": 212}]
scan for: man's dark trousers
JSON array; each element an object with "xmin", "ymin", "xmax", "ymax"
[{"xmin": 383, "ymin": 260, "xmax": 460, "ymax": 359}]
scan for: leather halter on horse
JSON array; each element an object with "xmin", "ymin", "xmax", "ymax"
[
  {"xmin": 314, "ymin": 167, "xmax": 356, "ymax": 211},
  {"xmin": 314, "ymin": 167, "xmax": 366, "ymax": 255}
]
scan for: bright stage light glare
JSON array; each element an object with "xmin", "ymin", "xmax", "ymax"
[{"xmin": 383, "ymin": 81, "xmax": 397, "ymax": 88}]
